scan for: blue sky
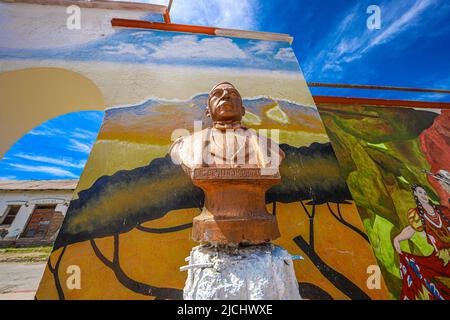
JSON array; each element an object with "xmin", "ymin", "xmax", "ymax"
[
  {"xmin": 0, "ymin": 112, "xmax": 103, "ymax": 180},
  {"xmin": 1, "ymin": 0, "xmax": 449, "ymax": 180},
  {"xmin": 157, "ymin": 0, "xmax": 450, "ymax": 101},
  {"xmin": 256, "ymin": 0, "xmax": 450, "ymax": 100}
]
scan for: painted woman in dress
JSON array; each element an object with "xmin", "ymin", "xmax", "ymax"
[{"xmin": 393, "ymin": 184, "xmax": 450, "ymax": 300}]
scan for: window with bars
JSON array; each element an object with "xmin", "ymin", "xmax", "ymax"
[{"xmin": 1, "ymin": 205, "xmax": 21, "ymax": 226}]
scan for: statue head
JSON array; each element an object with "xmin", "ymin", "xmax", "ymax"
[{"xmin": 206, "ymin": 82, "xmax": 245, "ymax": 122}]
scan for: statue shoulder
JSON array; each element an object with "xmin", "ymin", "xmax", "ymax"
[
  {"xmin": 169, "ymin": 135, "xmax": 184, "ymax": 152},
  {"xmin": 168, "ymin": 136, "xmax": 184, "ymax": 165},
  {"xmin": 169, "ymin": 129, "xmax": 211, "ymax": 166}
]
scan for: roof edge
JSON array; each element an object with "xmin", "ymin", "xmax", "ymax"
[{"xmin": 0, "ymin": 179, "xmax": 79, "ymax": 191}]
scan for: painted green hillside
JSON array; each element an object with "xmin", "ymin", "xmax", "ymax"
[{"xmin": 317, "ymin": 104, "xmax": 439, "ymax": 298}]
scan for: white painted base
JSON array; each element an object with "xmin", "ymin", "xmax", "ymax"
[{"xmin": 183, "ymin": 244, "xmax": 302, "ymax": 300}]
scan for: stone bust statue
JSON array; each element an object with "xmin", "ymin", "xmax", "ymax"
[
  {"xmin": 170, "ymin": 82, "xmax": 285, "ymax": 171},
  {"xmin": 169, "ymin": 82, "xmax": 284, "ymax": 245}
]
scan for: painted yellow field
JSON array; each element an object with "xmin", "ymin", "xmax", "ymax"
[{"xmin": 37, "ymin": 202, "xmax": 389, "ymax": 300}]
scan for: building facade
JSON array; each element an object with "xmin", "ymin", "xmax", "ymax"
[{"xmin": 0, "ymin": 180, "xmax": 76, "ymax": 247}]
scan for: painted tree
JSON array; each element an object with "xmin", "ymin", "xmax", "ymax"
[
  {"xmin": 48, "ymin": 142, "xmax": 371, "ymax": 300},
  {"xmin": 268, "ymin": 143, "xmax": 371, "ymax": 299}
]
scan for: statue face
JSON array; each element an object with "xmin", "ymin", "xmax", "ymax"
[{"xmin": 207, "ymin": 83, "xmax": 245, "ymax": 122}]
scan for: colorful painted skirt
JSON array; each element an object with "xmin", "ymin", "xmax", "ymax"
[{"xmin": 399, "ymin": 251, "xmax": 450, "ymax": 300}]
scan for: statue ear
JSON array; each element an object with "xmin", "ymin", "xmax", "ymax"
[
  {"xmin": 205, "ymin": 107, "xmax": 211, "ymax": 118},
  {"xmin": 241, "ymin": 106, "xmax": 246, "ymax": 117}
]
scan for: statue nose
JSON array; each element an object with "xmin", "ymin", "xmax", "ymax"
[{"xmin": 221, "ymin": 89, "xmax": 230, "ymax": 99}]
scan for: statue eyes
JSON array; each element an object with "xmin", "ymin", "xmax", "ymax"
[{"xmin": 212, "ymin": 89, "xmax": 238, "ymax": 98}]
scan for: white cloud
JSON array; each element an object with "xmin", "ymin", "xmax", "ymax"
[
  {"xmin": 322, "ymin": 63, "xmax": 343, "ymax": 73},
  {"xmin": 150, "ymin": 35, "xmax": 248, "ymax": 60},
  {"xmin": 248, "ymin": 41, "xmax": 278, "ymax": 55},
  {"xmin": 364, "ymin": 0, "xmax": 435, "ymax": 51},
  {"xmin": 159, "ymin": 0, "xmax": 258, "ymax": 30},
  {"xmin": 28, "ymin": 125, "xmax": 65, "ymax": 137},
  {"xmin": 68, "ymin": 139, "xmax": 92, "ymax": 154},
  {"xmin": 116, "ymin": 0, "xmax": 259, "ymax": 30},
  {"xmin": 274, "ymin": 48, "xmax": 297, "ymax": 62},
  {"xmin": 303, "ymin": 0, "xmax": 437, "ymax": 79},
  {"xmin": 102, "ymin": 43, "xmax": 149, "ymax": 59},
  {"xmin": 9, "ymin": 164, "xmax": 78, "ymax": 178},
  {"xmin": 71, "ymin": 128, "xmax": 97, "ymax": 140},
  {"xmin": 130, "ymin": 31, "xmax": 155, "ymax": 39},
  {"xmin": 0, "ymin": 175, "xmax": 17, "ymax": 181},
  {"xmin": 13, "ymin": 153, "xmax": 86, "ymax": 169}
]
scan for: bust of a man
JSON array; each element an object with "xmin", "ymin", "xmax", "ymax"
[
  {"xmin": 169, "ymin": 82, "xmax": 283, "ymax": 245},
  {"xmin": 170, "ymin": 82, "xmax": 284, "ymax": 172}
]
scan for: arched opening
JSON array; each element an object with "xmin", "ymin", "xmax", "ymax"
[
  {"xmin": 0, "ymin": 67, "xmax": 105, "ymax": 158},
  {"xmin": 0, "ymin": 67, "xmax": 104, "ymax": 249},
  {"xmin": 0, "ymin": 110, "xmax": 103, "ymax": 245}
]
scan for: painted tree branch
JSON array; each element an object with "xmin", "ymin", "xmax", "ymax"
[
  {"xmin": 298, "ymin": 282, "xmax": 333, "ymax": 300},
  {"xmin": 299, "ymin": 200, "xmax": 313, "ymax": 218},
  {"xmin": 326, "ymin": 202, "xmax": 369, "ymax": 243},
  {"xmin": 90, "ymin": 239, "xmax": 114, "ymax": 269},
  {"xmin": 299, "ymin": 200, "xmax": 316, "ymax": 250},
  {"xmin": 90, "ymin": 235, "xmax": 183, "ymax": 300},
  {"xmin": 296, "ymin": 200, "xmax": 370, "ymax": 299},
  {"xmin": 136, "ymin": 222, "xmax": 193, "ymax": 234},
  {"xmin": 47, "ymin": 246, "xmax": 67, "ymax": 300},
  {"xmin": 293, "ymin": 236, "xmax": 370, "ymax": 300}
]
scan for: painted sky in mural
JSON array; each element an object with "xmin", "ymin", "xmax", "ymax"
[
  {"xmin": 0, "ymin": 28, "xmax": 299, "ymax": 73},
  {"xmin": 0, "ymin": 29, "xmax": 302, "ymax": 180},
  {"xmin": 0, "ymin": 2, "xmax": 302, "ymax": 180}
]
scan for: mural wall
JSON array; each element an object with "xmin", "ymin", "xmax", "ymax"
[
  {"xmin": 1, "ymin": 2, "xmax": 389, "ymax": 299},
  {"xmin": 317, "ymin": 103, "xmax": 450, "ymax": 300}
]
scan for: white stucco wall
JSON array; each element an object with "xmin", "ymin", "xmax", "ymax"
[{"xmin": 0, "ymin": 189, "xmax": 73, "ymax": 239}]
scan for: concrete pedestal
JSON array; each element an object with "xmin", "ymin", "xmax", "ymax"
[{"xmin": 182, "ymin": 244, "xmax": 302, "ymax": 300}]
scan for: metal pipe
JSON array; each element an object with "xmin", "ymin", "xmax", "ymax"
[{"xmin": 308, "ymin": 82, "xmax": 450, "ymax": 94}]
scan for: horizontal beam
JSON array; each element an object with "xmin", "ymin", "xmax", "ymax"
[
  {"xmin": 313, "ymin": 96, "xmax": 450, "ymax": 110},
  {"xmin": 111, "ymin": 18, "xmax": 293, "ymax": 43},
  {"xmin": 1, "ymin": 0, "xmax": 168, "ymax": 13},
  {"xmin": 309, "ymin": 82, "xmax": 450, "ymax": 94}
]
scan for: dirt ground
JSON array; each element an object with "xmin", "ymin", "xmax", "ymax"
[
  {"xmin": 0, "ymin": 247, "xmax": 51, "ymax": 300},
  {"xmin": 0, "ymin": 247, "xmax": 52, "ymax": 263}
]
